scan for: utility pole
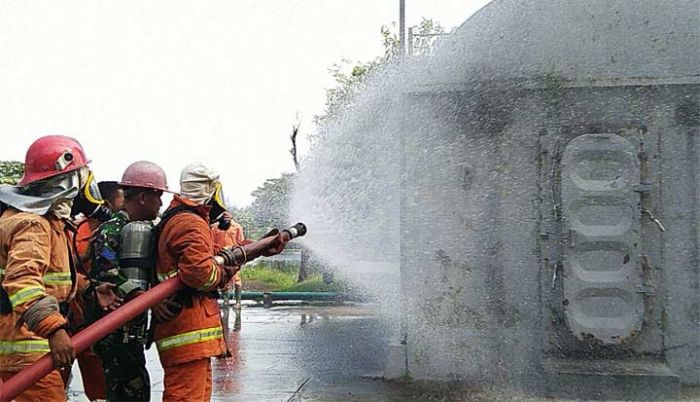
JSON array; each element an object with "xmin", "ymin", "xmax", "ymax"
[{"xmin": 399, "ymin": 0, "xmax": 406, "ymax": 56}]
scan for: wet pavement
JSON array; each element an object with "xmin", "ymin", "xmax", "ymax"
[
  {"xmin": 210, "ymin": 303, "xmax": 403, "ymax": 401},
  {"xmin": 67, "ymin": 303, "xmax": 700, "ymax": 401},
  {"xmin": 68, "ymin": 302, "xmax": 418, "ymax": 401}
]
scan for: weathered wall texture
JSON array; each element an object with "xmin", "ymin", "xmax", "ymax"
[{"xmin": 395, "ymin": 0, "xmax": 700, "ymax": 397}]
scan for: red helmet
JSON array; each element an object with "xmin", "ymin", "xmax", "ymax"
[
  {"xmin": 19, "ymin": 135, "xmax": 90, "ymax": 186},
  {"xmin": 119, "ymin": 161, "xmax": 169, "ymax": 192}
]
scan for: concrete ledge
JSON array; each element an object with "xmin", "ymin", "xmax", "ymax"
[
  {"xmin": 542, "ymin": 357, "xmax": 681, "ymax": 401},
  {"xmin": 383, "ymin": 342, "xmax": 408, "ymax": 380}
]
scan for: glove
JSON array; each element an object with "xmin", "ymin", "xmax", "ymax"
[
  {"xmin": 219, "ymin": 265, "xmax": 240, "ymax": 288},
  {"xmin": 217, "ymin": 248, "xmax": 239, "ymax": 267}
]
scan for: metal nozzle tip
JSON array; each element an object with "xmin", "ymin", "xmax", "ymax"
[{"xmin": 292, "ymin": 222, "xmax": 307, "ymax": 237}]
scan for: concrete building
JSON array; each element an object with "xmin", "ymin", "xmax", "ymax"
[{"xmin": 392, "ymin": 1, "xmax": 700, "ymax": 399}]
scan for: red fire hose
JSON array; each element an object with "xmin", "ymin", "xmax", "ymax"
[{"xmin": 0, "ymin": 276, "xmax": 185, "ymax": 402}]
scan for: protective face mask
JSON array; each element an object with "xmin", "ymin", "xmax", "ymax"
[
  {"xmin": 70, "ymin": 167, "xmax": 111, "ymax": 221},
  {"xmin": 208, "ymin": 182, "xmax": 231, "ymax": 230},
  {"xmin": 0, "ymin": 171, "xmax": 79, "ymax": 216}
]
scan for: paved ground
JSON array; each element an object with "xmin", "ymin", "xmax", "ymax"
[
  {"xmin": 68, "ymin": 302, "xmax": 417, "ymax": 401},
  {"xmin": 67, "ymin": 303, "xmax": 700, "ymax": 401},
  {"xmin": 209, "ymin": 303, "xmax": 407, "ymax": 401}
]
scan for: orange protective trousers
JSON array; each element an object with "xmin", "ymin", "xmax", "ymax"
[
  {"xmin": 1, "ymin": 369, "xmax": 65, "ymax": 402},
  {"xmin": 162, "ymin": 358, "xmax": 212, "ymax": 402},
  {"xmin": 59, "ymin": 350, "xmax": 107, "ymax": 401},
  {"xmin": 76, "ymin": 350, "xmax": 106, "ymax": 400}
]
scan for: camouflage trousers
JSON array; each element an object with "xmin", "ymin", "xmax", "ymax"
[{"xmin": 94, "ymin": 334, "xmax": 151, "ymax": 401}]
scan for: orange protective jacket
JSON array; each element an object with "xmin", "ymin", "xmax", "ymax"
[
  {"xmin": 0, "ymin": 208, "xmax": 86, "ymax": 371},
  {"xmin": 67, "ymin": 220, "xmax": 96, "ymax": 329},
  {"xmin": 211, "ymin": 222, "xmax": 245, "ymax": 288},
  {"xmin": 211, "ymin": 222, "xmax": 245, "ymax": 252},
  {"xmin": 75, "ymin": 220, "xmax": 96, "ymax": 273},
  {"xmin": 154, "ymin": 196, "xmax": 227, "ymax": 367}
]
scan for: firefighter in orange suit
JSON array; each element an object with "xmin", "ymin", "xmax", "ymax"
[
  {"xmin": 154, "ymin": 162, "xmax": 291, "ymax": 401},
  {"xmin": 211, "ymin": 218, "xmax": 246, "ymax": 309},
  {"xmin": 0, "ymin": 135, "xmax": 122, "ymax": 402}
]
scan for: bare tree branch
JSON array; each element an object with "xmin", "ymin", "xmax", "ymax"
[{"xmin": 290, "ymin": 115, "xmax": 300, "ymax": 172}]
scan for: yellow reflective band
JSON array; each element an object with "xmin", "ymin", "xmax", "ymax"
[
  {"xmin": 156, "ymin": 326, "xmax": 223, "ymax": 352},
  {"xmin": 9, "ymin": 286, "xmax": 46, "ymax": 309},
  {"xmin": 200, "ymin": 264, "xmax": 219, "ymax": 290},
  {"xmin": 157, "ymin": 269, "xmax": 178, "ymax": 282},
  {"xmin": 0, "ymin": 340, "xmax": 50, "ymax": 355},
  {"xmin": 43, "ymin": 272, "xmax": 72, "ymax": 286}
]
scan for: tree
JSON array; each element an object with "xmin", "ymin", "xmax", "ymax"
[
  {"xmin": 312, "ymin": 19, "xmax": 444, "ymax": 135},
  {"xmin": 290, "ymin": 115, "xmax": 301, "ymax": 173},
  {"xmin": 229, "ymin": 204, "xmax": 257, "ymax": 238},
  {"xmin": 249, "ymin": 173, "xmax": 294, "ymax": 235},
  {"xmin": 249, "ymin": 172, "xmax": 312, "ymax": 282},
  {"xmin": 289, "ymin": 19, "xmax": 448, "ymax": 274},
  {"xmin": 246, "ymin": 20, "xmax": 447, "ymax": 282},
  {"xmin": 312, "ymin": 25, "xmax": 400, "ymax": 131},
  {"xmin": 408, "ymin": 18, "xmax": 447, "ymax": 56},
  {"xmin": 0, "ymin": 161, "xmax": 24, "ymax": 185}
]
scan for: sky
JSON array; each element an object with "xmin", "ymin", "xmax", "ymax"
[{"xmin": 0, "ymin": 0, "xmax": 491, "ymax": 206}]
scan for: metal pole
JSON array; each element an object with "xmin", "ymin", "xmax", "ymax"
[{"xmin": 399, "ymin": 0, "xmax": 406, "ymax": 56}]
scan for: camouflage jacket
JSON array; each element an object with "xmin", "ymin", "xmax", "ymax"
[
  {"xmin": 91, "ymin": 210, "xmax": 139, "ymax": 297},
  {"xmin": 91, "ymin": 210, "xmax": 152, "ymax": 343}
]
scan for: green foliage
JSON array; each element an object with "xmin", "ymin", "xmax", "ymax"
[
  {"xmin": 0, "ymin": 161, "xmax": 24, "ymax": 185},
  {"xmin": 240, "ymin": 265, "xmax": 347, "ymax": 293},
  {"xmin": 239, "ymin": 264, "xmax": 298, "ymax": 291},
  {"xmin": 312, "ymin": 24, "xmax": 400, "ymax": 129},
  {"xmin": 230, "ymin": 172, "xmax": 301, "ymax": 242},
  {"xmin": 237, "ymin": 19, "xmax": 448, "ymax": 253},
  {"xmin": 409, "ymin": 18, "xmax": 447, "ymax": 56},
  {"xmin": 249, "ymin": 172, "xmax": 294, "ymax": 234},
  {"xmin": 228, "ymin": 173, "xmax": 294, "ymax": 240},
  {"xmin": 277, "ymin": 274, "xmax": 349, "ymax": 293},
  {"xmin": 312, "ymin": 19, "xmax": 444, "ymax": 135},
  {"xmin": 229, "ymin": 204, "xmax": 257, "ymax": 238}
]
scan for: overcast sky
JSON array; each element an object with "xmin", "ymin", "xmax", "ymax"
[{"xmin": 0, "ymin": 0, "xmax": 491, "ymax": 206}]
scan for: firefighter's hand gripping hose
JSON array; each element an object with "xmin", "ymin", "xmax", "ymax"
[
  {"xmin": 0, "ymin": 223, "xmax": 306, "ymax": 402},
  {"xmin": 216, "ymin": 222, "xmax": 307, "ymax": 266}
]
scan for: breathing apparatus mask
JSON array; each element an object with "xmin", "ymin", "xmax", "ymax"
[
  {"xmin": 71, "ymin": 169, "xmax": 112, "ymax": 221},
  {"xmin": 208, "ymin": 182, "xmax": 231, "ymax": 230}
]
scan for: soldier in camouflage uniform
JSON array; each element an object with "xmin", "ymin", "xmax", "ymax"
[{"xmin": 90, "ymin": 161, "xmax": 170, "ymax": 402}]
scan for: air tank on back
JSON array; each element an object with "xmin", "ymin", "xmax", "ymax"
[{"xmin": 118, "ymin": 221, "xmax": 154, "ymax": 294}]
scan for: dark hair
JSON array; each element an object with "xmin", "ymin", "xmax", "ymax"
[
  {"xmin": 122, "ymin": 186, "xmax": 160, "ymax": 199},
  {"xmin": 98, "ymin": 181, "xmax": 121, "ymax": 203}
]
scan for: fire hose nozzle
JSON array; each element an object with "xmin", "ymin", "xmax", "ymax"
[{"xmin": 283, "ymin": 222, "xmax": 307, "ymax": 240}]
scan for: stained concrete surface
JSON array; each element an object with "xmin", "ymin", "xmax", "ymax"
[
  {"xmin": 67, "ymin": 303, "xmax": 700, "ymax": 401},
  {"xmin": 68, "ymin": 303, "xmax": 417, "ymax": 401}
]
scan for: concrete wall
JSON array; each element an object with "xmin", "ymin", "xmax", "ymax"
[
  {"xmin": 399, "ymin": 90, "xmax": 542, "ymax": 388},
  {"xmin": 398, "ymin": 82, "xmax": 700, "ymax": 394},
  {"xmin": 393, "ymin": 1, "xmax": 700, "ymax": 395}
]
